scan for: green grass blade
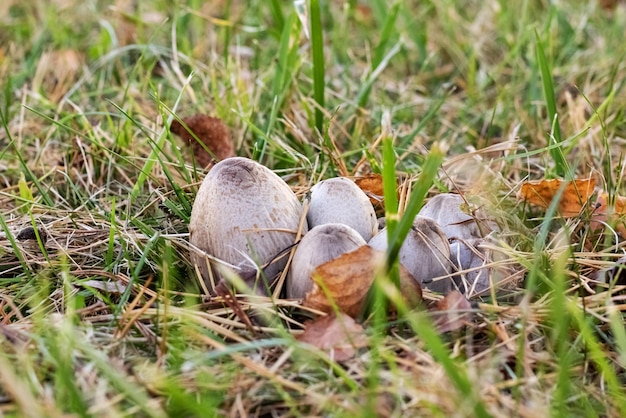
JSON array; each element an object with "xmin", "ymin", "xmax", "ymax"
[
  {"xmin": 356, "ymin": 41, "xmax": 402, "ymax": 109},
  {"xmin": 263, "ymin": 10, "xmax": 300, "ymax": 149},
  {"xmin": 387, "ymin": 146, "xmax": 444, "ymax": 266},
  {"xmin": 568, "ymin": 300, "xmax": 626, "ymax": 414},
  {"xmin": 269, "ymin": 0, "xmax": 285, "ymax": 33},
  {"xmin": 310, "ymin": 0, "xmax": 325, "ymax": 134},
  {"xmin": 406, "ymin": 311, "xmax": 492, "ymax": 418},
  {"xmin": 382, "ymin": 134, "xmax": 400, "ymax": 289},
  {"xmin": 535, "ymin": 30, "xmax": 569, "ymax": 179},
  {"xmin": 131, "ymin": 72, "xmax": 192, "ymax": 198},
  {"xmin": 357, "ymin": 1, "xmax": 400, "ymax": 108}
]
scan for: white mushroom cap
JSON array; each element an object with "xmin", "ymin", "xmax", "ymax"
[
  {"xmin": 418, "ymin": 193, "xmax": 493, "ymax": 240},
  {"xmin": 189, "ymin": 157, "xmax": 306, "ymax": 293},
  {"xmin": 307, "ymin": 177, "xmax": 378, "ymax": 242},
  {"xmin": 368, "ymin": 215, "xmax": 453, "ymax": 293},
  {"xmin": 287, "ymin": 223, "xmax": 366, "ymax": 299}
]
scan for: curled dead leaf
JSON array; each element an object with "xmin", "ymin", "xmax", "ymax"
[
  {"xmin": 355, "ymin": 174, "xmax": 385, "ymax": 207},
  {"xmin": 591, "ymin": 193, "xmax": 626, "ymax": 236},
  {"xmin": 430, "ymin": 290, "xmax": 473, "ymax": 333},
  {"xmin": 302, "ymin": 246, "xmax": 422, "ymax": 318},
  {"xmin": 170, "ymin": 114, "xmax": 234, "ymax": 168},
  {"xmin": 297, "ymin": 312, "xmax": 367, "ymax": 362},
  {"xmin": 517, "ymin": 178, "xmax": 626, "ymax": 236},
  {"xmin": 517, "ymin": 178, "xmax": 595, "ymax": 217}
]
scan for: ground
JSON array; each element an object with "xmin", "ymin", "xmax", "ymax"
[{"xmin": 0, "ymin": 1, "xmax": 625, "ymax": 417}]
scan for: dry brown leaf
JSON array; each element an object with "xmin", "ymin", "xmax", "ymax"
[
  {"xmin": 297, "ymin": 312, "xmax": 367, "ymax": 361},
  {"xmin": 592, "ymin": 192, "xmax": 626, "ymax": 236},
  {"xmin": 302, "ymin": 246, "xmax": 422, "ymax": 318},
  {"xmin": 431, "ymin": 290, "xmax": 472, "ymax": 333},
  {"xmin": 599, "ymin": 0, "xmax": 625, "ymax": 10},
  {"xmin": 518, "ymin": 178, "xmax": 626, "ymax": 236},
  {"xmin": 170, "ymin": 114, "xmax": 234, "ymax": 168},
  {"xmin": 517, "ymin": 178, "xmax": 596, "ymax": 216},
  {"xmin": 355, "ymin": 174, "xmax": 385, "ymax": 207}
]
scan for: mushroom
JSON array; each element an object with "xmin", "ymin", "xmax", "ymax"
[
  {"xmin": 307, "ymin": 177, "xmax": 378, "ymax": 242},
  {"xmin": 189, "ymin": 157, "xmax": 306, "ymax": 294},
  {"xmin": 287, "ymin": 223, "xmax": 366, "ymax": 299},
  {"xmin": 450, "ymin": 238, "xmax": 509, "ymax": 296},
  {"xmin": 449, "ymin": 239, "xmax": 490, "ymax": 295},
  {"xmin": 418, "ymin": 193, "xmax": 495, "ymax": 240},
  {"xmin": 368, "ymin": 215, "xmax": 453, "ymax": 293}
]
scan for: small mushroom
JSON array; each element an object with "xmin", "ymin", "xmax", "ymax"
[
  {"xmin": 287, "ymin": 223, "xmax": 366, "ymax": 299},
  {"xmin": 449, "ymin": 239, "xmax": 490, "ymax": 295},
  {"xmin": 418, "ymin": 193, "xmax": 494, "ymax": 240},
  {"xmin": 450, "ymin": 238, "xmax": 511, "ymax": 296},
  {"xmin": 189, "ymin": 157, "xmax": 306, "ymax": 293},
  {"xmin": 368, "ymin": 216, "xmax": 453, "ymax": 293},
  {"xmin": 307, "ymin": 177, "xmax": 378, "ymax": 242}
]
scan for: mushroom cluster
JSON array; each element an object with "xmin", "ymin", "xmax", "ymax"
[{"xmin": 189, "ymin": 157, "xmax": 501, "ymax": 299}]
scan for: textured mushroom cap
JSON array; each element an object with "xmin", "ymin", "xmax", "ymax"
[
  {"xmin": 189, "ymin": 157, "xmax": 306, "ymax": 293},
  {"xmin": 287, "ymin": 223, "xmax": 366, "ymax": 299},
  {"xmin": 419, "ymin": 193, "xmax": 489, "ymax": 240},
  {"xmin": 368, "ymin": 215, "xmax": 453, "ymax": 293},
  {"xmin": 307, "ymin": 177, "xmax": 378, "ymax": 242}
]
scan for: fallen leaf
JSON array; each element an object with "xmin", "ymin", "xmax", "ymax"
[
  {"xmin": 297, "ymin": 312, "xmax": 367, "ymax": 361},
  {"xmin": 355, "ymin": 174, "xmax": 385, "ymax": 207},
  {"xmin": 517, "ymin": 178, "xmax": 596, "ymax": 216},
  {"xmin": 170, "ymin": 114, "xmax": 234, "ymax": 168},
  {"xmin": 518, "ymin": 178, "xmax": 626, "ymax": 236},
  {"xmin": 431, "ymin": 290, "xmax": 472, "ymax": 333},
  {"xmin": 591, "ymin": 193, "xmax": 626, "ymax": 236},
  {"xmin": 302, "ymin": 246, "xmax": 422, "ymax": 318},
  {"xmin": 598, "ymin": 0, "xmax": 625, "ymax": 10}
]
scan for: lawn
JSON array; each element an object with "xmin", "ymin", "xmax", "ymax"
[{"xmin": 1, "ymin": 0, "xmax": 626, "ymax": 416}]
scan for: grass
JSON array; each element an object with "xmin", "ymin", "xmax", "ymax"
[{"xmin": 1, "ymin": 0, "xmax": 626, "ymax": 416}]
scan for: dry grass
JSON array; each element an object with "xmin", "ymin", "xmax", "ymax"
[{"xmin": 1, "ymin": 0, "xmax": 626, "ymax": 416}]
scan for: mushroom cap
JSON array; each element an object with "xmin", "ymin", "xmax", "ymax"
[
  {"xmin": 368, "ymin": 215, "xmax": 453, "ymax": 293},
  {"xmin": 287, "ymin": 223, "xmax": 366, "ymax": 299},
  {"xmin": 419, "ymin": 193, "xmax": 491, "ymax": 240},
  {"xmin": 307, "ymin": 177, "xmax": 378, "ymax": 242},
  {"xmin": 189, "ymin": 157, "xmax": 306, "ymax": 293}
]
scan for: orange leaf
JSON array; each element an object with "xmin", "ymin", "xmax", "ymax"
[
  {"xmin": 355, "ymin": 174, "xmax": 385, "ymax": 207},
  {"xmin": 591, "ymin": 192, "xmax": 626, "ymax": 236},
  {"xmin": 302, "ymin": 246, "xmax": 422, "ymax": 318},
  {"xmin": 297, "ymin": 312, "xmax": 367, "ymax": 361},
  {"xmin": 517, "ymin": 178, "xmax": 596, "ymax": 216}
]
